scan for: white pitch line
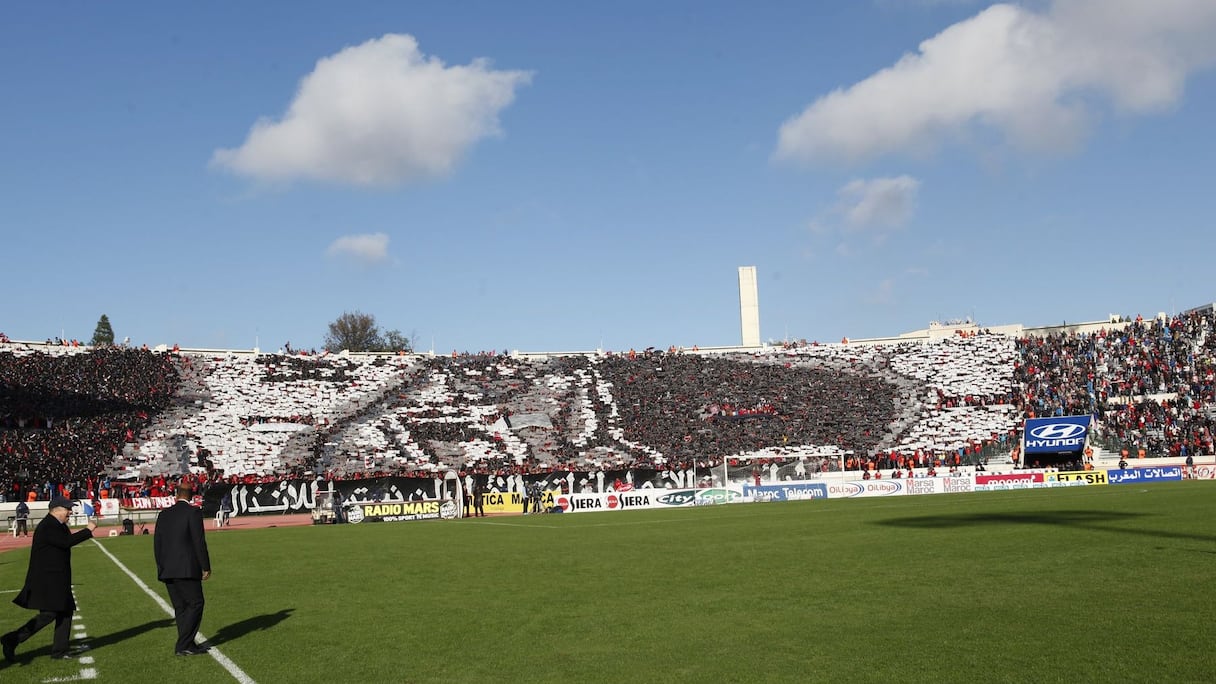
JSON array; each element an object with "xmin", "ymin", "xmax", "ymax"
[
  {"xmin": 43, "ymin": 591, "xmax": 97, "ymax": 683},
  {"xmin": 42, "ymin": 669, "xmax": 97, "ymax": 683},
  {"xmin": 468, "ymin": 520, "xmax": 562, "ymax": 529},
  {"xmin": 90, "ymin": 539, "xmax": 256, "ymax": 684}
]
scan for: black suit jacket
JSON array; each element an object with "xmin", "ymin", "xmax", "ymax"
[
  {"xmin": 13, "ymin": 515, "xmax": 93, "ymax": 611},
  {"xmin": 154, "ymin": 501, "xmax": 211, "ymax": 581}
]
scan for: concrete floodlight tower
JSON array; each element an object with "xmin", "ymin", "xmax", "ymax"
[{"xmin": 738, "ymin": 266, "xmax": 760, "ymax": 347}]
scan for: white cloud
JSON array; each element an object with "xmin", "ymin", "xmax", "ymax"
[
  {"xmin": 865, "ymin": 279, "xmax": 897, "ymax": 306},
  {"xmin": 805, "ymin": 175, "xmax": 920, "ymax": 254},
  {"xmin": 212, "ymin": 34, "xmax": 532, "ymax": 186},
  {"xmin": 838, "ymin": 175, "xmax": 920, "ymax": 233},
  {"xmin": 776, "ymin": 0, "xmax": 1216, "ymax": 164},
  {"xmin": 326, "ymin": 233, "xmax": 390, "ymax": 264}
]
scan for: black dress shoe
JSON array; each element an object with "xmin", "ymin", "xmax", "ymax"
[
  {"xmin": 175, "ymin": 647, "xmax": 209, "ymax": 656},
  {"xmin": 1, "ymin": 633, "xmax": 16, "ymax": 663}
]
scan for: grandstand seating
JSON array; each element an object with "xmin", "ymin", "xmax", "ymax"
[{"xmin": 1, "ymin": 306, "xmax": 1214, "ymax": 499}]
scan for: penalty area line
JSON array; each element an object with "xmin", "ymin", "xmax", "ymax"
[{"xmin": 89, "ymin": 539, "xmax": 256, "ymax": 684}]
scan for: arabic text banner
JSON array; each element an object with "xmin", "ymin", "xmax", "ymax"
[{"xmin": 1107, "ymin": 467, "xmax": 1182, "ymax": 484}]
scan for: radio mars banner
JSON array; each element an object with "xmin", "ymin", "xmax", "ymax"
[{"xmin": 347, "ymin": 499, "xmax": 460, "ymax": 523}]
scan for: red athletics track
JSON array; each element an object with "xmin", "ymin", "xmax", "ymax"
[
  {"xmin": 0, "ymin": 509, "xmax": 522, "ymax": 555},
  {"xmin": 0, "ymin": 513, "xmax": 315, "ymax": 555}
]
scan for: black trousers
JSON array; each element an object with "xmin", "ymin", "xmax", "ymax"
[
  {"xmin": 10, "ymin": 609, "xmax": 73, "ymax": 656},
  {"xmin": 163, "ymin": 579, "xmax": 205, "ymax": 653},
  {"xmin": 15, "ymin": 519, "xmax": 28, "ymax": 536}
]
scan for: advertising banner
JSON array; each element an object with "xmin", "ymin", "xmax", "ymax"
[
  {"xmin": 347, "ymin": 499, "xmax": 460, "ymax": 523},
  {"xmin": 1053, "ymin": 470, "xmax": 1108, "ymax": 485},
  {"xmin": 974, "ymin": 472, "xmax": 1046, "ymax": 491},
  {"xmin": 552, "ymin": 488, "xmax": 746, "ymax": 513},
  {"xmin": 1107, "ymin": 466, "xmax": 1182, "ymax": 485},
  {"xmin": 120, "ymin": 496, "xmax": 179, "ymax": 510},
  {"xmin": 475, "ymin": 489, "xmax": 558, "ymax": 514},
  {"xmin": 743, "ymin": 483, "xmax": 829, "ymax": 502},
  {"xmin": 941, "ymin": 476, "xmax": 975, "ymax": 494},
  {"xmin": 902, "ymin": 478, "xmax": 942, "ymax": 496},
  {"xmin": 1023, "ymin": 416, "xmax": 1091, "ymax": 454},
  {"xmin": 827, "ymin": 480, "xmax": 905, "ymax": 498}
]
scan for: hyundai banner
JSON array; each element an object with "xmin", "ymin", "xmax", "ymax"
[{"xmin": 1023, "ymin": 415, "xmax": 1091, "ymax": 455}]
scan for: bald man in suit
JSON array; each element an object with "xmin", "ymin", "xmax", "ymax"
[{"xmin": 154, "ymin": 484, "xmax": 212, "ymax": 656}]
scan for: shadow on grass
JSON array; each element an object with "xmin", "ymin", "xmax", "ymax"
[
  {"xmin": 83, "ymin": 618, "xmax": 176, "ymax": 651},
  {"xmin": 203, "ymin": 608, "xmax": 294, "ymax": 647},
  {"xmin": 0, "ymin": 618, "xmax": 173, "ymax": 669},
  {"xmin": 874, "ymin": 509, "xmax": 1216, "ymax": 543}
]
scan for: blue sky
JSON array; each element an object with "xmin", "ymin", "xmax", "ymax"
[{"xmin": 3, "ymin": 1, "xmax": 1214, "ymax": 353}]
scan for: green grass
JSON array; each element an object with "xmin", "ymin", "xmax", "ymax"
[{"xmin": 2, "ymin": 483, "xmax": 1215, "ymax": 682}]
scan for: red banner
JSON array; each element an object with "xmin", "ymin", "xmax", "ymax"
[
  {"xmin": 120, "ymin": 496, "xmax": 177, "ymax": 510},
  {"xmin": 975, "ymin": 473, "xmax": 1045, "ymax": 485}
]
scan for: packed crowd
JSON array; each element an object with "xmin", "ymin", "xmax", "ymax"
[
  {"xmin": 2, "ymin": 307, "xmax": 1215, "ymax": 499},
  {"xmin": 1016, "ymin": 310, "xmax": 1216, "ymax": 458},
  {"xmin": 0, "ymin": 345, "xmax": 179, "ymax": 502}
]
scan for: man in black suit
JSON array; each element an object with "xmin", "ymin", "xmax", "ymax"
[
  {"xmin": 153, "ymin": 483, "xmax": 212, "ymax": 656},
  {"xmin": 2, "ymin": 496, "xmax": 97, "ymax": 662}
]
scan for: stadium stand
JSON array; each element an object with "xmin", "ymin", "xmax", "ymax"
[{"xmin": 1, "ymin": 305, "xmax": 1214, "ymax": 501}]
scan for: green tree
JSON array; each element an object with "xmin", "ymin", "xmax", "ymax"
[
  {"xmin": 382, "ymin": 329, "xmax": 414, "ymax": 353},
  {"xmin": 91, "ymin": 314, "xmax": 115, "ymax": 347},
  {"xmin": 324, "ymin": 312, "xmax": 414, "ymax": 353},
  {"xmin": 324, "ymin": 311, "xmax": 384, "ymax": 352}
]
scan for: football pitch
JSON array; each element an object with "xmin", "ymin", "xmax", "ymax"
[{"xmin": 2, "ymin": 483, "xmax": 1214, "ymax": 683}]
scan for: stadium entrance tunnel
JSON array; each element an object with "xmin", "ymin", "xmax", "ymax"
[{"xmin": 1020, "ymin": 452, "xmax": 1085, "ymax": 469}]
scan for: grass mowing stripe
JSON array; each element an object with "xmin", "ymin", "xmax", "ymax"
[
  {"xmin": 90, "ymin": 539, "xmax": 255, "ymax": 684},
  {"xmin": 3, "ymin": 483, "xmax": 1209, "ymax": 681}
]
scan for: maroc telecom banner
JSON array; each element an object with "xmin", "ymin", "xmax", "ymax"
[
  {"xmin": 347, "ymin": 499, "xmax": 460, "ymax": 523},
  {"xmin": 744, "ymin": 483, "xmax": 828, "ymax": 501},
  {"xmin": 1023, "ymin": 416, "xmax": 1091, "ymax": 455},
  {"xmin": 552, "ymin": 488, "xmax": 746, "ymax": 513},
  {"xmin": 1107, "ymin": 466, "xmax": 1182, "ymax": 485}
]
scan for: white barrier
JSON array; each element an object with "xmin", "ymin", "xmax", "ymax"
[
  {"xmin": 538, "ymin": 464, "xmax": 1206, "ymax": 517},
  {"xmin": 551, "ymin": 488, "xmax": 746, "ymax": 513}
]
